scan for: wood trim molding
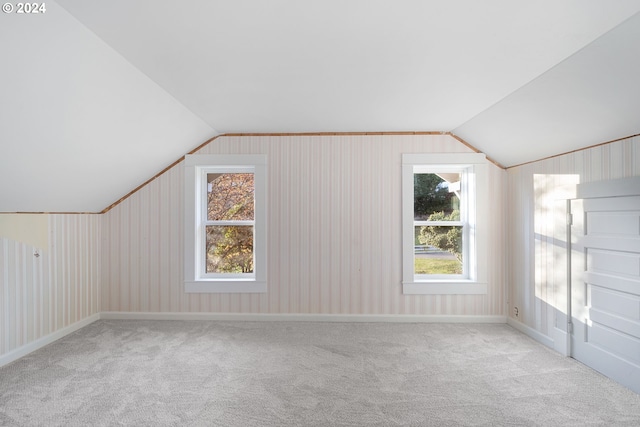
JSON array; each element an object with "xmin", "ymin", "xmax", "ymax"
[
  {"xmin": 223, "ymin": 131, "xmax": 445, "ymax": 137},
  {"xmin": 99, "ymin": 135, "xmax": 223, "ymax": 213},
  {"xmin": 100, "ymin": 131, "xmax": 493, "ymax": 213},
  {"xmin": 8, "ymin": 212, "xmax": 99, "ymax": 215},
  {"xmin": 447, "ymin": 133, "xmax": 505, "ymax": 169},
  {"xmin": 506, "ymin": 133, "xmax": 640, "ymax": 169},
  {"xmin": 15, "ymin": 131, "xmax": 636, "ymax": 215}
]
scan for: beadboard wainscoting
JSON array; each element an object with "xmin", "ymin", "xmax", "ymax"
[
  {"xmin": 506, "ymin": 135, "xmax": 640, "ymax": 348},
  {"xmin": 102, "ymin": 134, "xmax": 506, "ymax": 316},
  {"xmin": 0, "ymin": 214, "xmax": 101, "ymax": 365}
]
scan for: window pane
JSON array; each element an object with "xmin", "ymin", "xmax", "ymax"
[
  {"xmin": 207, "ymin": 173, "xmax": 254, "ymax": 221},
  {"xmin": 206, "ymin": 225, "xmax": 253, "ymax": 273},
  {"xmin": 414, "ymin": 225, "xmax": 462, "ymax": 274},
  {"xmin": 414, "ymin": 173, "xmax": 460, "ymax": 220}
]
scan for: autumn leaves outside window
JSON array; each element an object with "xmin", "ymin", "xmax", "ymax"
[
  {"xmin": 206, "ymin": 173, "xmax": 255, "ymax": 274},
  {"xmin": 184, "ymin": 154, "xmax": 266, "ymax": 293}
]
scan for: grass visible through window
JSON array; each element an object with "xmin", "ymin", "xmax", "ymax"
[{"xmin": 415, "ymin": 258, "xmax": 462, "ymax": 275}]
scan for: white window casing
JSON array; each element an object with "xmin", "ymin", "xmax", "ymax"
[
  {"xmin": 184, "ymin": 154, "xmax": 267, "ymax": 293},
  {"xmin": 402, "ymin": 153, "xmax": 488, "ymax": 295}
]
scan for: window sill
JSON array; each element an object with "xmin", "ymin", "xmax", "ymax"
[
  {"xmin": 185, "ymin": 280, "xmax": 267, "ymax": 294},
  {"xmin": 402, "ymin": 281, "xmax": 487, "ymax": 295}
]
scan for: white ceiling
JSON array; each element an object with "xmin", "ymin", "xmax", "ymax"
[{"xmin": 2, "ymin": 1, "xmax": 640, "ymax": 212}]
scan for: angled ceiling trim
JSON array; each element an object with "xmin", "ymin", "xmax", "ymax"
[
  {"xmin": 13, "ymin": 131, "xmax": 637, "ymax": 216},
  {"xmin": 100, "ymin": 134, "xmax": 222, "ymax": 214},
  {"xmin": 94, "ymin": 130, "xmax": 640, "ymax": 214},
  {"xmin": 98, "ymin": 131, "xmax": 496, "ymax": 214},
  {"xmin": 505, "ymin": 133, "xmax": 640, "ymax": 169}
]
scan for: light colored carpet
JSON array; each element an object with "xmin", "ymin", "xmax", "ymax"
[{"xmin": 1, "ymin": 320, "xmax": 639, "ymax": 426}]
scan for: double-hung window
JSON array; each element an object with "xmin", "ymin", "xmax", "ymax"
[
  {"xmin": 402, "ymin": 153, "xmax": 487, "ymax": 294},
  {"xmin": 184, "ymin": 154, "xmax": 267, "ymax": 293}
]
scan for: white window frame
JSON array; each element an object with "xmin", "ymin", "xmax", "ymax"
[
  {"xmin": 184, "ymin": 154, "xmax": 267, "ymax": 293},
  {"xmin": 402, "ymin": 153, "xmax": 487, "ymax": 294}
]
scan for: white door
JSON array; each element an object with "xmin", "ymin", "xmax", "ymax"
[{"xmin": 570, "ymin": 178, "xmax": 640, "ymax": 394}]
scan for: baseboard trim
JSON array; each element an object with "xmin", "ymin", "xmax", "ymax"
[
  {"xmin": 552, "ymin": 327, "xmax": 570, "ymax": 356},
  {"xmin": 100, "ymin": 312, "xmax": 507, "ymax": 324},
  {"xmin": 0, "ymin": 312, "xmax": 507, "ymax": 367},
  {"xmin": 506, "ymin": 317, "xmax": 555, "ymax": 349},
  {"xmin": 0, "ymin": 313, "xmax": 100, "ymax": 368}
]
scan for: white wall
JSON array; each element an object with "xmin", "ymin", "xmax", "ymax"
[
  {"xmin": 102, "ymin": 134, "xmax": 506, "ymax": 316},
  {"xmin": 0, "ymin": 215, "xmax": 101, "ymax": 363},
  {"xmin": 0, "ymin": 1, "xmax": 214, "ymax": 212},
  {"xmin": 506, "ymin": 135, "xmax": 640, "ymax": 344}
]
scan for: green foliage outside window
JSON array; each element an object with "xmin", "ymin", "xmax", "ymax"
[{"xmin": 418, "ymin": 210, "xmax": 462, "ymax": 262}]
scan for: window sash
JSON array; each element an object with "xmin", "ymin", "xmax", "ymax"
[
  {"xmin": 201, "ymin": 168, "xmax": 255, "ymax": 222},
  {"xmin": 414, "ymin": 220, "xmax": 464, "ymax": 226},
  {"xmin": 200, "ymin": 168, "xmax": 256, "ymax": 279},
  {"xmin": 202, "ymin": 224, "xmax": 255, "ymax": 278},
  {"xmin": 402, "ymin": 153, "xmax": 487, "ymax": 295},
  {"xmin": 414, "ymin": 224, "xmax": 466, "ymax": 279},
  {"xmin": 413, "ymin": 167, "xmax": 468, "ymax": 279},
  {"xmin": 184, "ymin": 154, "xmax": 267, "ymax": 293},
  {"xmin": 204, "ymin": 220, "xmax": 254, "ymax": 226}
]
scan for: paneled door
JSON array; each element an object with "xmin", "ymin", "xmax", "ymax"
[{"xmin": 570, "ymin": 177, "xmax": 640, "ymax": 394}]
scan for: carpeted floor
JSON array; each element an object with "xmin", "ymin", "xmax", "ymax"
[{"xmin": 1, "ymin": 320, "xmax": 639, "ymax": 426}]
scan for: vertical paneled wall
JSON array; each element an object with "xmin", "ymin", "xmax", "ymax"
[
  {"xmin": 102, "ymin": 134, "xmax": 506, "ymax": 316},
  {"xmin": 0, "ymin": 214, "xmax": 100, "ymax": 359},
  {"xmin": 506, "ymin": 136, "xmax": 640, "ymax": 338}
]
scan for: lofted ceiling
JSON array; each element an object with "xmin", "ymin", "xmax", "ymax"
[{"xmin": 1, "ymin": 1, "xmax": 640, "ymax": 212}]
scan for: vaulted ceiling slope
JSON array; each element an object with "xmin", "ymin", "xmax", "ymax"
[{"xmin": 2, "ymin": 1, "xmax": 640, "ymax": 212}]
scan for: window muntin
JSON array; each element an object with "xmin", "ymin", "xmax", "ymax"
[
  {"xmin": 184, "ymin": 154, "xmax": 266, "ymax": 293},
  {"xmin": 402, "ymin": 153, "xmax": 487, "ymax": 295}
]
